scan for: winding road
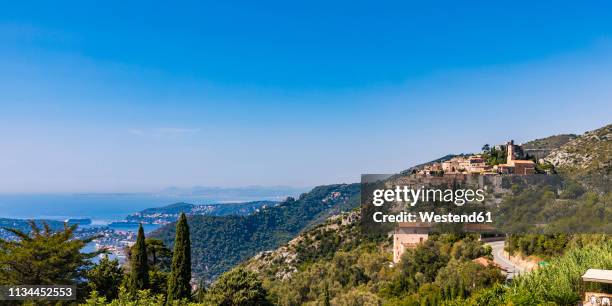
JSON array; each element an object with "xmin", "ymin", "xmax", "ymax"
[{"xmin": 486, "ymin": 240, "xmax": 527, "ymax": 279}]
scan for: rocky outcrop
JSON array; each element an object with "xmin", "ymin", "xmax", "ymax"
[{"xmin": 544, "ymin": 124, "xmax": 611, "ymax": 192}]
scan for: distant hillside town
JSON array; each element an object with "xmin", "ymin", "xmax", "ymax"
[{"xmin": 417, "ymin": 140, "xmax": 538, "ymax": 176}]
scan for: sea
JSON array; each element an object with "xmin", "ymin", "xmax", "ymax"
[{"xmin": 0, "ymin": 193, "xmax": 217, "ymax": 231}]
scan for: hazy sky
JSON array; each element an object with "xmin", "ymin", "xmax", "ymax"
[{"xmin": 1, "ymin": 1, "xmax": 611, "ymax": 192}]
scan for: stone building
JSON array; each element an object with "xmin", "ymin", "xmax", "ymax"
[
  {"xmin": 494, "ymin": 140, "xmax": 536, "ymax": 175},
  {"xmin": 392, "ymin": 222, "xmax": 431, "ymax": 263}
]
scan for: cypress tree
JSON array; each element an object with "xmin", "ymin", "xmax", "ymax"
[
  {"xmin": 129, "ymin": 224, "xmax": 149, "ymax": 293},
  {"xmin": 167, "ymin": 213, "xmax": 192, "ymax": 301}
]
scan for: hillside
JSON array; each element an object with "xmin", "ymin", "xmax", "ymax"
[
  {"xmin": 544, "ymin": 124, "xmax": 611, "ymax": 192},
  {"xmin": 242, "ymin": 210, "xmax": 365, "ymax": 281},
  {"xmin": 237, "ymin": 208, "xmax": 505, "ymax": 305},
  {"xmin": 207, "ymin": 123, "xmax": 611, "ymax": 305},
  {"xmin": 151, "ymin": 183, "xmax": 360, "ymax": 280},
  {"xmin": 235, "ymin": 188, "xmax": 610, "ymax": 305},
  {"xmin": 522, "ymin": 133, "xmax": 577, "ymax": 160},
  {"xmin": 522, "ymin": 134, "xmax": 577, "ymax": 151}
]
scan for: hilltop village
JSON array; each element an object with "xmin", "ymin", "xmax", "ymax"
[
  {"xmin": 416, "ymin": 140, "xmax": 537, "ymax": 176},
  {"xmin": 394, "ymin": 140, "xmax": 541, "ymax": 263}
]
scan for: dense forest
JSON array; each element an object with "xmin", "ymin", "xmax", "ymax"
[{"xmin": 151, "ymin": 183, "xmax": 360, "ymax": 280}]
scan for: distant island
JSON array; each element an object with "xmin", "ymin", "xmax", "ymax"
[
  {"xmin": 123, "ymin": 200, "xmax": 278, "ymax": 225},
  {"xmin": 65, "ymin": 218, "xmax": 92, "ymax": 225}
]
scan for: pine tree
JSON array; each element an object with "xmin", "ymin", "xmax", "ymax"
[
  {"xmin": 205, "ymin": 267, "xmax": 269, "ymax": 305},
  {"xmin": 129, "ymin": 224, "xmax": 149, "ymax": 293},
  {"xmin": 167, "ymin": 213, "xmax": 192, "ymax": 301},
  {"xmin": 87, "ymin": 256, "xmax": 123, "ymax": 300},
  {"xmin": 0, "ymin": 221, "xmax": 100, "ymax": 285}
]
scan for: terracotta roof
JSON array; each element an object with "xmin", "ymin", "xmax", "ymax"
[
  {"xmin": 472, "ymin": 256, "xmax": 503, "ymax": 270},
  {"xmin": 512, "ymin": 160, "xmax": 535, "ymax": 164},
  {"xmin": 472, "ymin": 257, "xmax": 493, "ymax": 267}
]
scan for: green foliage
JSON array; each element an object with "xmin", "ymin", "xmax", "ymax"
[
  {"xmin": 559, "ymin": 180, "xmax": 585, "ymax": 199},
  {"xmin": 390, "ymin": 239, "xmax": 450, "ymax": 294},
  {"xmin": 148, "ymin": 269, "xmax": 169, "ymax": 296},
  {"xmin": 331, "ymin": 286, "xmax": 381, "ymax": 306},
  {"xmin": 381, "ymin": 235, "xmax": 500, "ymax": 303},
  {"xmin": 108, "ymin": 287, "xmax": 165, "ymax": 306},
  {"xmin": 449, "ymin": 236, "xmax": 490, "ymax": 260},
  {"xmin": 481, "ymin": 146, "xmax": 507, "ymax": 166},
  {"xmin": 265, "ymin": 243, "xmax": 390, "ymax": 305},
  {"xmin": 82, "ymin": 290, "xmax": 109, "ymax": 306},
  {"xmin": 203, "ymin": 267, "xmax": 270, "ymax": 306},
  {"xmin": 152, "ymin": 184, "xmax": 360, "ymax": 280},
  {"xmin": 466, "ymin": 283, "xmax": 508, "ymax": 306},
  {"xmin": 82, "ymin": 288, "xmax": 199, "ymax": 306},
  {"xmin": 87, "ymin": 256, "xmax": 124, "ymax": 300},
  {"xmin": 506, "ymin": 234, "xmax": 570, "ymax": 258},
  {"xmin": 434, "ymin": 260, "xmax": 504, "ymax": 299},
  {"xmin": 0, "ymin": 221, "xmax": 99, "ymax": 286},
  {"xmin": 507, "ymin": 240, "xmax": 612, "ymax": 305},
  {"xmin": 293, "ymin": 218, "xmax": 365, "ymax": 265},
  {"xmin": 460, "ymin": 239, "xmax": 612, "ymax": 305},
  {"xmin": 128, "ymin": 224, "xmax": 149, "ymax": 294},
  {"xmin": 258, "ymin": 229, "xmax": 499, "ymax": 305},
  {"xmin": 122, "ymin": 237, "xmax": 173, "ymax": 298},
  {"xmin": 167, "ymin": 213, "xmax": 192, "ymax": 302},
  {"xmin": 494, "ymin": 178, "xmax": 611, "ymax": 235},
  {"xmin": 145, "ymin": 238, "xmax": 173, "ymax": 271}
]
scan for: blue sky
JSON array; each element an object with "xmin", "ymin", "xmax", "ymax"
[{"xmin": 1, "ymin": 1, "xmax": 611, "ymax": 192}]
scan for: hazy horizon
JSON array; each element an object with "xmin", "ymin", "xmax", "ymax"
[{"xmin": 2, "ymin": 2, "xmax": 612, "ymax": 192}]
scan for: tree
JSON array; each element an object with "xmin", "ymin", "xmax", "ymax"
[
  {"xmin": 167, "ymin": 213, "xmax": 192, "ymax": 301},
  {"xmin": 331, "ymin": 287, "xmax": 381, "ymax": 306},
  {"xmin": 482, "ymin": 144, "xmax": 490, "ymax": 153},
  {"xmin": 149, "ymin": 269, "xmax": 169, "ymax": 296},
  {"xmin": 397, "ymin": 240, "xmax": 449, "ymax": 290},
  {"xmin": 0, "ymin": 221, "xmax": 99, "ymax": 285},
  {"xmin": 87, "ymin": 256, "xmax": 124, "ymax": 300},
  {"xmin": 205, "ymin": 267, "xmax": 269, "ymax": 306},
  {"xmin": 146, "ymin": 238, "xmax": 173, "ymax": 271},
  {"xmin": 435, "ymin": 260, "xmax": 504, "ymax": 299},
  {"xmin": 194, "ymin": 279, "xmax": 207, "ymax": 303},
  {"xmin": 128, "ymin": 224, "xmax": 149, "ymax": 293}
]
